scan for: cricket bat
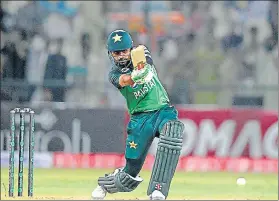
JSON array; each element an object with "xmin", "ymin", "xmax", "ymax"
[{"xmin": 131, "ymin": 45, "xmax": 146, "ymax": 70}]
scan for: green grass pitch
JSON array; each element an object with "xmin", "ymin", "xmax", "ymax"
[{"xmin": 1, "ymin": 168, "xmax": 277, "ymax": 200}]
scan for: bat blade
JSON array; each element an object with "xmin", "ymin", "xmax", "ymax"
[{"xmin": 131, "ymin": 45, "xmax": 146, "ymax": 70}]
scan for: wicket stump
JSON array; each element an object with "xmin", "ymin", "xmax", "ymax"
[{"xmin": 8, "ymin": 108, "xmax": 35, "ymax": 197}]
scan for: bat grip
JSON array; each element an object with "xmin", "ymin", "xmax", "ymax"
[{"xmin": 137, "ymin": 62, "xmax": 145, "ymax": 70}]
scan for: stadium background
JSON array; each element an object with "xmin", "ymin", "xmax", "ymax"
[{"xmin": 0, "ymin": 1, "xmax": 278, "ymax": 200}]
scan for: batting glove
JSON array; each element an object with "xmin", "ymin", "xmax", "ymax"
[{"xmin": 131, "ymin": 64, "xmax": 154, "ymax": 84}]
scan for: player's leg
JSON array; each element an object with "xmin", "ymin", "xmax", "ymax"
[
  {"xmin": 148, "ymin": 120, "xmax": 184, "ymax": 200},
  {"xmin": 122, "ymin": 142, "xmax": 152, "ymax": 178},
  {"xmin": 96, "ymin": 151, "xmax": 151, "ymax": 195},
  {"xmin": 92, "ymin": 154, "xmax": 147, "ymax": 199},
  {"xmin": 92, "ymin": 113, "xmax": 156, "ymax": 199},
  {"xmin": 147, "ymin": 106, "xmax": 184, "ymax": 200},
  {"xmin": 92, "ymin": 156, "xmax": 147, "ymax": 199}
]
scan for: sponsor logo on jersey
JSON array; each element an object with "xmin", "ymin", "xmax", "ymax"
[{"xmin": 133, "ymin": 78, "xmax": 156, "ymax": 99}]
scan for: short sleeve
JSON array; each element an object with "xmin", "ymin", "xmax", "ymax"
[{"xmin": 108, "ymin": 70, "xmax": 122, "ymax": 89}]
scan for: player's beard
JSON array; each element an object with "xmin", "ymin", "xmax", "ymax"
[
  {"xmin": 114, "ymin": 56, "xmax": 131, "ymax": 69},
  {"xmin": 117, "ymin": 57, "xmax": 130, "ymax": 66},
  {"xmin": 108, "ymin": 51, "xmax": 132, "ymax": 69}
]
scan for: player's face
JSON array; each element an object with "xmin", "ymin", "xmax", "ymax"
[{"xmin": 111, "ymin": 49, "xmax": 131, "ymax": 65}]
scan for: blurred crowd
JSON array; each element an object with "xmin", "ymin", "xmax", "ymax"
[{"xmin": 0, "ymin": 1, "xmax": 278, "ymax": 110}]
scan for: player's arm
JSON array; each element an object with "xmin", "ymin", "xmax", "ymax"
[
  {"xmin": 130, "ymin": 45, "xmax": 155, "ymax": 84},
  {"xmin": 119, "ymin": 74, "xmax": 134, "ymax": 87},
  {"xmin": 109, "ymin": 70, "xmax": 134, "ymax": 88}
]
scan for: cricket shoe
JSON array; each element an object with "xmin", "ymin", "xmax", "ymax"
[
  {"xmin": 91, "ymin": 185, "xmax": 107, "ymax": 200},
  {"xmin": 149, "ymin": 190, "xmax": 166, "ymax": 200}
]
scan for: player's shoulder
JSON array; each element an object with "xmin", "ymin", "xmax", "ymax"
[
  {"xmin": 109, "ymin": 68, "xmax": 118, "ymax": 75},
  {"xmin": 108, "ymin": 68, "xmax": 123, "ymax": 89},
  {"xmin": 108, "ymin": 65, "xmax": 119, "ymax": 75}
]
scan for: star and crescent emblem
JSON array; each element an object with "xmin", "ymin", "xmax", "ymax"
[
  {"xmin": 112, "ymin": 34, "xmax": 122, "ymax": 43},
  {"xmin": 129, "ymin": 141, "xmax": 137, "ymax": 149}
]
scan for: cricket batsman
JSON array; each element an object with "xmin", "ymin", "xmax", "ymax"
[{"xmin": 92, "ymin": 30, "xmax": 184, "ymax": 200}]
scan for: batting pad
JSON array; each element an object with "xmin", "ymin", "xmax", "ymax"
[
  {"xmin": 98, "ymin": 170, "xmax": 143, "ymax": 193},
  {"xmin": 147, "ymin": 120, "xmax": 184, "ymax": 198}
]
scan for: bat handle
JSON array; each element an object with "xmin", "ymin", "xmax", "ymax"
[{"xmin": 137, "ymin": 62, "xmax": 145, "ymax": 70}]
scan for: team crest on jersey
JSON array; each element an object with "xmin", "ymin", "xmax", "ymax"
[{"xmin": 121, "ymin": 67, "xmax": 130, "ymax": 73}]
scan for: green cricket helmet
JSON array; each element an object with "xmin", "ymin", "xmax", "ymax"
[{"xmin": 107, "ymin": 29, "xmax": 133, "ymax": 69}]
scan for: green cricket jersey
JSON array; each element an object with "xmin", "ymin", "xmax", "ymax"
[{"xmin": 109, "ymin": 46, "xmax": 170, "ymax": 114}]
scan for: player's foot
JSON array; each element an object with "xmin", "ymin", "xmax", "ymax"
[
  {"xmin": 149, "ymin": 190, "xmax": 166, "ymax": 200},
  {"xmin": 91, "ymin": 185, "xmax": 107, "ymax": 200}
]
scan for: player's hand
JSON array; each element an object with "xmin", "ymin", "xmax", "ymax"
[{"xmin": 131, "ymin": 63, "xmax": 153, "ymax": 84}]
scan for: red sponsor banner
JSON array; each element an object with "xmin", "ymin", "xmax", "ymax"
[
  {"xmin": 53, "ymin": 153, "xmax": 125, "ymax": 169},
  {"xmin": 53, "ymin": 153, "xmax": 278, "ymax": 173},
  {"xmin": 176, "ymin": 108, "xmax": 278, "ymax": 159}
]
